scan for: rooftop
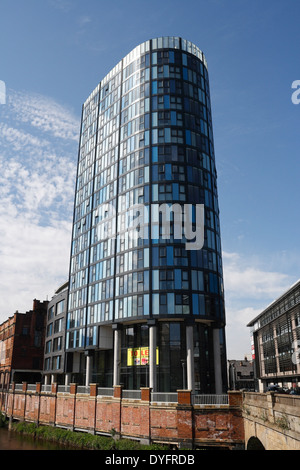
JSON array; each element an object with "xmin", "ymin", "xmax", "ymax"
[{"xmin": 247, "ymin": 278, "xmax": 300, "ymax": 329}]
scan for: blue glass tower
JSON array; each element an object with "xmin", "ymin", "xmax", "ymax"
[{"xmin": 65, "ymin": 37, "xmax": 227, "ymax": 394}]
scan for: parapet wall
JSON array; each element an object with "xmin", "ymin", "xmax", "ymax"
[
  {"xmin": 243, "ymin": 392, "xmax": 300, "ymax": 450},
  {"xmin": 0, "ymin": 384, "xmax": 244, "ymax": 449}
]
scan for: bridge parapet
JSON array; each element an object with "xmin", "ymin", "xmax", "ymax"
[{"xmin": 243, "ymin": 392, "xmax": 300, "ymax": 450}]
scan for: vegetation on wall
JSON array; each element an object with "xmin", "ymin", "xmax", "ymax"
[
  {"xmin": 10, "ymin": 421, "xmax": 167, "ymax": 450},
  {"xmin": 0, "ymin": 412, "xmax": 7, "ymax": 428}
]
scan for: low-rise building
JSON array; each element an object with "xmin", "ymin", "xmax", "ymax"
[
  {"xmin": 227, "ymin": 357, "xmax": 254, "ymax": 391},
  {"xmin": 248, "ymin": 279, "xmax": 300, "ymax": 392},
  {"xmin": 0, "ymin": 299, "xmax": 48, "ymax": 387},
  {"xmin": 43, "ymin": 282, "xmax": 68, "ymax": 385}
]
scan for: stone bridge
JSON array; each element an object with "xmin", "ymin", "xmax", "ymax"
[{"xmin": 243, "ymin": 392, "xmax": 300, "ymax": 450}]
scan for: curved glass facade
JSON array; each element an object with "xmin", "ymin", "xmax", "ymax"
[{"xmin": 66, "ymin": 37, "xmax": 227, "ymax": 393}]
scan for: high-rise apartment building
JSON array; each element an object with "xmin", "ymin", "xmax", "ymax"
[{"xmin": 65, "ymin": 37, "xmax": 227, "ymax": 393}]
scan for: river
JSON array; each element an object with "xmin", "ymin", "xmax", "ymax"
[{"xmin": 0, "ymin": 427, "xmax": 76, "ymax": 450}]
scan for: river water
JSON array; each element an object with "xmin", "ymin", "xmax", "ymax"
[{"xmin": 0, "ymin": 427, "xmax": 75, "ymax": 450}]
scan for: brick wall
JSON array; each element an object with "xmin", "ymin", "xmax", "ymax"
[
  {"xmin": 0, "ymin": 385, "xmax": 245, "ymax": 449},
  {"xmin": 243, "ymin": 392, "xmax": 300, "ymax": 450}
]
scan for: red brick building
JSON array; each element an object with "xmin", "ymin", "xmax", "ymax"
[{"xmin": 0, "ymin": 299, "xmax": 48, "ymax": 387}]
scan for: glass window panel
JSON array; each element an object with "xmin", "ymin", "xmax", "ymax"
[
  {"xmin": 144, "ymin": 294, "xmax": 149, "ymax": 316},
  {"xmin": 168, "ymin": 293, "xmax": 175, "ymax": 313},
  {"xmin": 152, "ymin": 294, "xmax": 159, "ymax": 315}
]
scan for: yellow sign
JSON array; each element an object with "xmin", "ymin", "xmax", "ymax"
[{"xmin": 127, "ymin": 347, "xmax": 159, "ymax": 366}]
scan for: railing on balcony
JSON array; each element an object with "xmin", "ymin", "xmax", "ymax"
[
  {"xmin": 8, "ymin": 383, "xmax": 231, "ymax": 407},
  {"xmin": 97, "ymin": 387, "xmax": 114, "ymax": 397},
  {"xmin": 57, "ymin": 385, "xmax": 70, "ymax": 394},
  {"xmin": 151, "ymin": 392, "xmax": 178, "ymax": 404},
  {"xmin": 192, "ymin": 394, "xmax": 229, "ymax": 406},
  {"xmin": 77, "ymin": 386, "xmax": 90, "ymax": 395},
  {"xmin": 123, "ymin": 389, "xmax": 141, "ymax": 400}
]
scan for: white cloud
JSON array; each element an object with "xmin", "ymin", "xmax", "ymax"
[
  {"xmin": 222, "ymin": 251, "xmax": 292, "ymax": 300},
  {"xmin": 48, "ymin": 0, "xmax": 73, "ymax": 12},
  {"xmin": 0, "ymin": 88, "xmax": 79, "ymax": 323},
  {"xmin": 6, "ymin": 89, "xmax": 80, "ymax": 142},
  {"xmin": 78, "ymin": 16, "xmax": 92, "ymax": 27},
  {"xmin": 0, "ymin": 212, "xmax": 71, "ymax": 321},
  {"xmin": 222, "ymin": 251, "xmax": 295, "ymax": 358}
]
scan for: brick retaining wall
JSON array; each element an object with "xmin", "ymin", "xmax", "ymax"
[{"xmin": 0, "ymin": 385, "xmax": 245, "ymax": 449}]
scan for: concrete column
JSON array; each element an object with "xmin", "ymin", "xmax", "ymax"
[
  {"xmin": 113, "ymin": 328, "xmax": 121, "ymax": 386},
  {"xmin": 65, "ymin": 373, "xmax": 71, "ymax": 386},
  {"xmin": 186, "ymin": 325, "xmax": 195, "ymax": 392},
  {"xmin": 85, "ymin": 354, "xmax": 92, "ymax": 387},
  {"xmin": 213, "ymin": 328, "xmax": 223, "ymax": 395},
  {"xmin": 149, "ymin": 324, "xmax": 157, "ymax": 392},
  {"xmin": 291, "ymin": 314, "xmax": 300, "ymax": 375},
  {"xmin": 273, "ymin": 324, "xmax": 280, "ymax": 376}
]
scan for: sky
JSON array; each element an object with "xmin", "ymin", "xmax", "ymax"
[{"xmin": 0, "ymin": 0, "xmax": 300, "ymax": 359}]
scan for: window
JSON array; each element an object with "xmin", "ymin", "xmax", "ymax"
[
  {"xmin": 138, "ymin": 295, "xmax": 143, "ymax": 315},
  {"xmin": 45, "ymin": 340, "xmax": 52, "ymax": 354},
  {"xmin": 34, "ymin": 331, "xmax": 42, "ymax": 347},
  {"xmin": 52, "ymin": 356, "xmax": 61, "ymax": 371},
  {"xmin": 48, "ymin": 306, "xmax": 54, "ymax": 320},
  {"xmin": 160, "ymin": 270, "xmax": 174, "ymax": 289},
  {"xmin": 47, "ymin": 324, "xmax": 53, "ymax": 337},
  {"xmin": 54, "ymin": 318, "xmax": 63, "ymax": 334},
  {"xmin": 53, "ymin": 337, "xmax": 62, "ymax": 352},
  {"xmin": 56, "ymin": 300, "xmax": 65, "ymax": 315}
]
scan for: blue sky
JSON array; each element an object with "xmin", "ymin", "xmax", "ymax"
[{"xmin": 0, "ymin": 0, "xmax": 300, "ymax": 358}]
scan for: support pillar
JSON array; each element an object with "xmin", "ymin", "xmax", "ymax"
[
  {"xmin": 291, "ymin": 314, "xmax": 300, "ymax": 375},
  {"xmin": 85, "ymin": 353, "xmax": 92, "ymax": 387},
  {"xmin": 213, "ymin": 328, "xmax": 223, "ymax": 394},
  {"xmin": 186, "ymin": 324, "xmax": 195, "ymax": 393},
  {"xmin": 113, "ymin": 325, "xmax": 121, "ymax": 387},
  {"xmin": 65, "ymin": 373, "xmax": 71, "ymax": 386},
  {"xmin": 149, "ymin": 320, "xmax": 157, "ymax": 392}
]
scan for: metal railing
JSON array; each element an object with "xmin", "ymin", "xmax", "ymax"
[
  {"xmin": 151, "ymin": 392, "xmax": 178, "ymax": 404},
  {"xmin": 77, "ymin": 386, "xmax": 90, "ymax": 395},
  {"xmin": 57, "ymin": 385, "xmax": 70, "ymax": 393},
  {"xmin": 192, "ymin": 394, "xmax": 229, "ymax": 406},
  {"xmin": 123, "ymin": 389, "xmax": 141, "ymax": 400},
  {"xmin": 97, "ymin": 387, "xmax": 114, "ymax": 397},
  {"xmin": 7, "ymin": 384, "xmax": 230, "ymax": 407}
]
